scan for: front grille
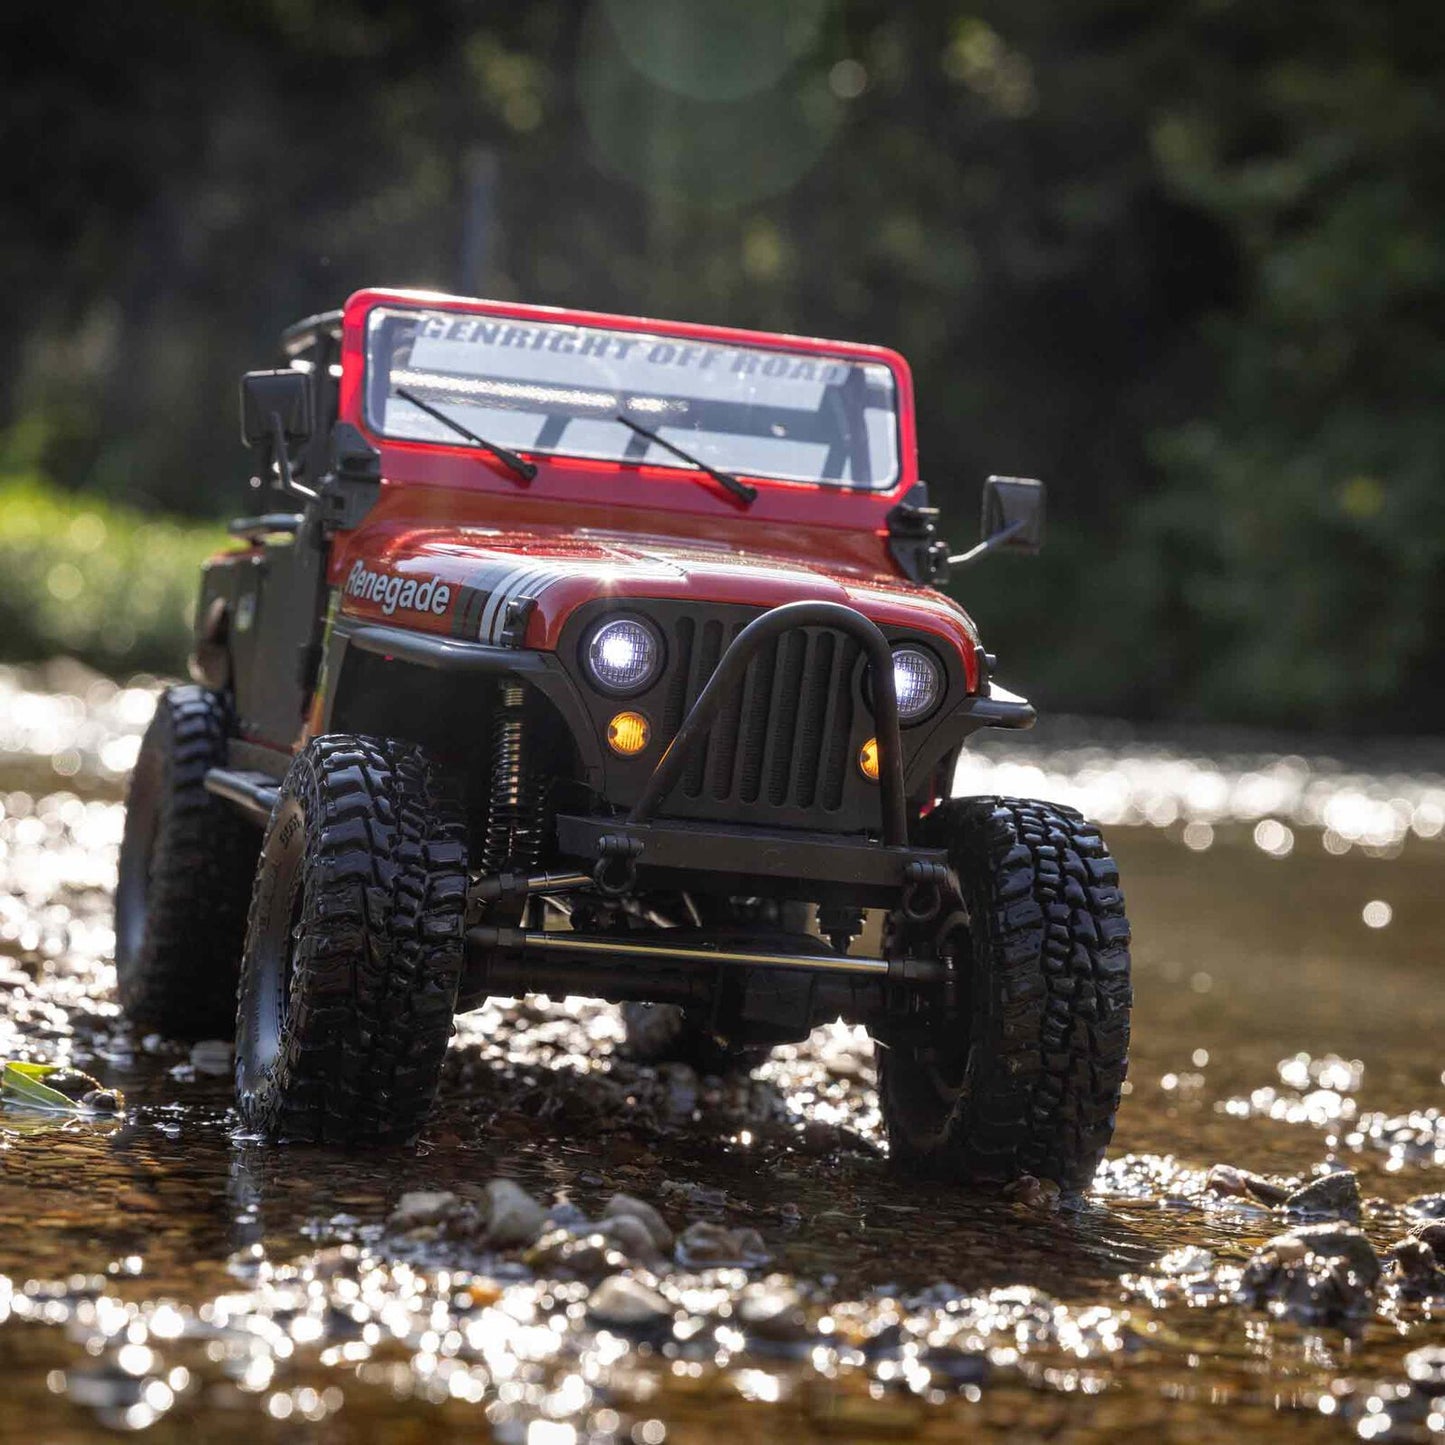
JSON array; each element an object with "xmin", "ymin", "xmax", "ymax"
[{"xmin": 661, "ymin": 615, "xmax": 863, "ymax": 817}]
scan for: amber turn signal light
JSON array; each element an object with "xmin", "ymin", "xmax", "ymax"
[
  {"xmin": 858, "ymin": 736, "xmax": 880, "ymax": 781},
  {"xmin": 607, "ymin": 710, "xmax": 651, "ymax": 756}
]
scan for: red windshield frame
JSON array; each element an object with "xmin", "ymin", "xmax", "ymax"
[{"xmin": 336, "ymin": 289, "xmax": 919, "ymax": 547}]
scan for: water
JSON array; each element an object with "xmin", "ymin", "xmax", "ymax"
[{"xmin": 2, "ymin": 661, "xmax": 1443, "ymax": 1442}]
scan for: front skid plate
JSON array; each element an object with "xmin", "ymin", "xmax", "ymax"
[{"xmin": 554, "ymin": 812, "xmax": 946, "ymax": 889}]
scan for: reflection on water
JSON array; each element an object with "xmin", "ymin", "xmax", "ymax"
[{"xmin": 1, "ymin": 664, "xmax": 1443, "ymax": 1442}]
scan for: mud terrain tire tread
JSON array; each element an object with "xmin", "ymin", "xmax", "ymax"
[
  {"xmin": 880, "ymin": 796, "xmax": 1132, "ymax": 1189},
  {"xmin": 115, "ymin": 685, "xmax": 259, "ymax": 1039},
  {"xmin": 235, "ymin": 735, "xmax": 467, "ymax": 1144}
]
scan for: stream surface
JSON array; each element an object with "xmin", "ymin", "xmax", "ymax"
[{"xmin": 2, "ymin": 660, "xmax": 1444, "ymax": 1442}]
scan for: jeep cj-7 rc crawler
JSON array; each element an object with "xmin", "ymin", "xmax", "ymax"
[{"xmin": 115, "ymin": 290, "xmax": 1131, "ymax": 1183}]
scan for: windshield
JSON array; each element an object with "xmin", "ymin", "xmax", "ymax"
[{"xmin": 364, "ymin": 307, "xmax": 900, "ymax": 489}]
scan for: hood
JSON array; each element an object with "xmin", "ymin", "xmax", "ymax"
[{"xmin": 332, "ymin": 519, "xmax": 981, "ymax": 683}]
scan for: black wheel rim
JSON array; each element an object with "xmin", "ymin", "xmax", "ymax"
[
  {"xmin": 238, "ymin": 801, "xmax": 306, "ymax": 1087},
  {"xmin": 115, "ymin": 740, "xmax": 163, "ymax": 973},
  {"xmin": 887, "ymin": 914, "xmax": 972, "ymax": 1134}
]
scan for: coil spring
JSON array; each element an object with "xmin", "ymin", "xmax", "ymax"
[{"xmin": 480, "ymin": 684, "xmax": 543, "ymax": 876}]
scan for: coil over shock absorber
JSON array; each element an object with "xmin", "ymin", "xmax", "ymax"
[{"xmin": 479, "ymin": 683, "xmax": 544, "ymax": 877}]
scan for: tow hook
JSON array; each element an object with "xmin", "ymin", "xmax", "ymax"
[
  {"xmin": 901, "ymin": 860, "xmax": 950, "ymax": 923},
  {"xmin": 593, "ymin": 834, "xmax": 643, "ymax": 897}
]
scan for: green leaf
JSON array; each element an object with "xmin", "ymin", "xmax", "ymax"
[{"xmin": 2, "ymin": 1061, "xmax": 85, "ymax": 1113}]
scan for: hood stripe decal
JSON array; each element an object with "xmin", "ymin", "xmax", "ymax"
[
  {"xmin": 480, "ymin": 564, "xmax": 551, "ymax": 644},
  {"xmin": 443, "ymin": 560, "xmax": 571, "ymax": 645}
]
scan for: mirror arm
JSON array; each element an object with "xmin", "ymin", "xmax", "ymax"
[
  {"xmin": 269, "ymin": 411, "xmax": 317, "ymax": 501},
  {"xmin": 947, "ymin": 517, "xmax": 1028, "ymax": 568}
]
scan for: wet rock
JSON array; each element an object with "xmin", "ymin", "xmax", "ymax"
[
  {"xmin": 587, "ymin": 1275, "xmax": 674, "ymax": 1334},
  {"xmin": 735, "ymin": 1282, "xmax": 811, "ymax": 1346},
  {"xmin": 1406, "ymin": 1193, "xmax": 1445, "ymax": 1219},
  {"xmin": 388, "ymin": 1190, "xmax": 460, "ymax": 1232},
  {"xmin": 675, "ymin": 1219, "xmax": 771, "ymax": 1269},
  {"xmin": 481, "ymin": 1179, "xmax": 546, "ymax": 1248},
  {"xmin": 603, "ymin": 1192, "xmax": 674, "ymax": 1251},
  {"xmin": 1283, "ymin": 1169, "xmax": 1361, "ymax": 1220},
  {"xmin": 593, "ymin": 1213, "xmax": 665, "ymax": 1267},
  {"xmin": 1409, "ymin": 1220, "xmax": 1445, "ymax": 1252},
  {"xmin": 39, "ymin": 1067, "xmax": 103, "ymax": 1102},
  {"xmin": 617, "ymin": 1002, "xmax": 687, "ymax": 1061},
  {"xmin": 525, "ymin": 1229, "xmax": 619, "ymax": 1284},
  {"xmin": 1002, "ymin": 1175, "xmax": 1061, "ymax": 1210},
  {"xmin": 1204, "ymin": 1163, "xmax": 1290, "ymax": 1205},
  {"xmin": 80, "ymin": 1089, "xmax": 120, "ymax": 1113},
  {"xmin": 660, "ymin": 1179, "xmax": 728, "ymax": 1211},
  {"xmin": 544, "ymin": 1199, "xmax": 590, "ymax": 1233},
  {"xmin": 1238, "ymin": 1223, "xmax": 1381, "ymax": 1325},
  {"xmin": 1385, "ymin": 1238, "xmax": 1445, "ymax": 1298}
]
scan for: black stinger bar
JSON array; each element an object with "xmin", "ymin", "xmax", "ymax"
[{"xmin": 627, "ymin": 600, "xmax": 909, "ymax": 847}]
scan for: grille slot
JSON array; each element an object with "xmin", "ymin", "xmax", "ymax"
[{"xmin": 670, "ymin": 614, "xmax": 858, "ymax": 816}]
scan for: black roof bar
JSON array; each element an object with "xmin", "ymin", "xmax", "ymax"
[{"xmin": 279, "ymin": 309, "xmax": 344, "ymax": 358}]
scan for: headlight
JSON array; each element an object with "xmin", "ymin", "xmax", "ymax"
[
  {"xmin": 583, "ymin": 617, "xmax": 662, "ymax": 695},
  {"xmin": 890, "ymin": 645, "xmax": 943, "ymax": 722}
]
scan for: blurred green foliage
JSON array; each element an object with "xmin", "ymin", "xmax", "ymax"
[
  {"xmin": 1, "ymin": 0, "xmax": 1441, "ymax": 728},
  {"xmin": 0, "ymin": 477, "xmax": 224, "ymax": 673}
]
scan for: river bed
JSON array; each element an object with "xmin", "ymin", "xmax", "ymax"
[{"xmin": 2, "ymin": 662, "xmax": 1443, "ymax": 1442}]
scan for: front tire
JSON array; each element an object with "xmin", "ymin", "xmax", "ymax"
[
  {"xmin": 879, "ymin": 796, "xmax": 1132, "ymax": 1189},
  {"xmin": 114, "ymin": 685, "xmax": 259, "ymax": 1040},
  {"xmin": 235, "ymin": 736, "xmax": 467, "ymax": 1143}
]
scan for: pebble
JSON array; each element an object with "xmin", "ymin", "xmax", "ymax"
[
  {"xmin": 1204, "ymin": 1163, "xmax": 1290, "ymax": 1205},
  {"xmin": 1409, "ymin": 1220, "xmax": 1445, "ymax": 1252},
  {"xmin": 40, "ymin": 1067, "xmax": 103, "ymax": 1102},
  {"xmin": 1385, "ymin": 1238, "xmax": 1445, "ymax": 1298},
  {"xmin": 1283, "ymin": 1169, "xmax": 1361, "ymax": 1220},
  {"xmin": 660, "ymin": 1180, "xmax": 728, "ymax": 1211},
  {"xmin": 586, "ymin": 1275, "xmax": 674, "ymax": 1333},
  {"xmin": 593, "ymin": 1213, "xmax": 665, "ymax": 1267},
  {"xmin": 388, "ymin": 1190, "xmax": 460, "ymax": 1232},
  {"xmin": 1238, "ymin": 1223, "xmax": 1381, "ymax": 1325},
  {"xmin": 482, "ymin": 1180, "xmax": 546, "ymax": 1248},
  {"xmin": 735, "ymin": 1282, "xmax": 811, "ymax": 1345},
  {"xmin": 1003, "ymin": 1175, "xmax": 1061, "ymax": 1209},
  {"xmin": 525, "ymin": 1230, "xmax": 620, "ymax": 1284},
  {"xmin": 603, "ymin": 1193, "xmax": 674, "ymax": 1251},
  {"xmin": 675, "ymin": 1220, "xmax": 771, "ymax": 1269}
]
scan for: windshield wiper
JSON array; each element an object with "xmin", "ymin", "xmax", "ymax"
[
  {"xmin": 395, "ymin": 387, "xmax": 537, "ymax": 483},
  {"xmin": 615, "ymin": 415, "xmax": 757, "ymax": 505}
]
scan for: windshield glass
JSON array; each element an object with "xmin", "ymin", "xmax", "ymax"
[{"xmin": 364, "ymin": 307, "xmax": 900, "ymax": 489}]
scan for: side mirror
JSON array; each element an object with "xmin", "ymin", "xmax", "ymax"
[
  {"xmin": 240, "ymin": 369, "xmax": 314, "ymax": 498},
  {"xmin": 947, "ymin": 475, "xmax": 1046, "ymax": 569},
  {"xmin": 980, "ymin": 475, "xmax": 1045, "ymax": 555},
  {"xmin": 240, "ymin": 369, "xmax": 311, "ymax": 449}
]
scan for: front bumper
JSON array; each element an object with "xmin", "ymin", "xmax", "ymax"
[{"xmin": 555, "ymin": 812, "xmax": 949, "ymax": 908}]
